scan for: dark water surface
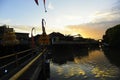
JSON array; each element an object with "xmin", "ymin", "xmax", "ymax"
[{"xmin": 50, "ymin": 47, "xmax": 120, "ymax": 80}]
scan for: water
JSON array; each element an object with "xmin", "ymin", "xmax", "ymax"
[{"xmin": 50, "ymin": 47, "xmax": 120, "ymax": 80}]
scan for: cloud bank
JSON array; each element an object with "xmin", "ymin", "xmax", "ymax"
[{"xmin": 66, "ymin": 1, "xmax": 120, "ymax": 39}]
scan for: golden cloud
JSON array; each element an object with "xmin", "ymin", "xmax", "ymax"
[{"xmin": 66, "ymin": 24, "xmax": 105, "ymax": 39}]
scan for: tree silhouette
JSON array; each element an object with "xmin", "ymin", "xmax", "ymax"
[{"xmin": 103, "ymin": 24, "xmax": 120, "ymax": 47}]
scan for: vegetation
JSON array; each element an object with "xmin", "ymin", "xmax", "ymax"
[{"xmin": 103, "ymin": 24, "xmax": 120, "ymax": 47}]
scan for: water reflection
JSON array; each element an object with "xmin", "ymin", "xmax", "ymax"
[
  {"xmin": 50, "ymin": 47, "xmax": 120, "ymax": 80},
  {"xmin": 103, "ymin": 48, "xmax": 120, "ymax": 68},
  {"xmin": 52, "ymin": 45, "xmax": 88, "ymax": 65}
]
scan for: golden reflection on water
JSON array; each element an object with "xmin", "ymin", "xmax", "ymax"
[
  {"xmin": 56, "ymin": 67, "xmax": 63, "ymax": 75},
  {"xmin": 64, "ymin": 67, "xmax": 86, "ymax": 78},
  {"xmin": 74, "ymin": 50, "xmax": 120, "ymax": 79},
  {"xmin": 51, "ymin": 50, "xmax": 120, "ymax": 80},
  {"xmin": 74, "ymin": 50, "xmax": 106, "ymax": 64},
  {"xmin": 92, "ymin": 67, "xmax": 118, "ymax": 78},
  {"xmin": 53, "ymin": 64, "xmax": 86, "ymax": 78}
]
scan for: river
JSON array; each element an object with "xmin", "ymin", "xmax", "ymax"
[{"xmin": 50, "ymin": 46, "xmax": 120, "ymax": 80}]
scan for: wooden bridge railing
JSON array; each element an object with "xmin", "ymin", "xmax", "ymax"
[
  {"xmin": 0, "ymin": 48, "xmax": 36, "ymax": 79},
  {"xmin": 9, "ymin": 48, "xmax": 47, "ymax": 80},
  {"xmin": 0, "ymin": 47, "xmax": 49, "ymax": 80}
]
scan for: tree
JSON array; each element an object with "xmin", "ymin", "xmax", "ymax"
[{"xmin": 103, "ymin": 24, "xmax": 120, "ymax": 47}]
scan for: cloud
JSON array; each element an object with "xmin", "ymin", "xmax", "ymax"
[
  {"xmin": 48, "ymin": 2, "xmax": 54, "ymax": 10},
  {"xmin": 10, "ymin": 25, "xmax": 42, "ymax": 33},
  {"xmin": 0, "ymin": 18, "xmax": 12, "ymax": 25},
  {"xmin": 66, "ymin": 23, "xmax": 105, "ymax": 39},
  {"xmin": 90, "ymin": 10, "xmax": 120, "ymax": 23},
  {"xmin": 90, "ymin": 0, "xmax": 120, "ymax": 24},
  {"xmin": 46, "ymin": 5, "xmax": 120, "ymax": 39},
  {"xmin": 65, "ymin": 9, "xmax": 120, "ymax": 39},
  {"xmin": 112, "ymin": 0, "xmax": 120, "ymax": 11}
]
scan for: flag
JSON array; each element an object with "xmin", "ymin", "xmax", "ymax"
[
  {"xmin": 35, "ymin": 0, "xmax": 39, "ymax": 5},
  {"xmin": 34, "ymin": 0, "xmax": 47, "ymax": 12},
  {"xmin": 43, "ymin": 0, "xmax": 47, "ymax": 12},
  {"xmin": 43, "ymin": 0, "xmax": 45, "ymax": 5}
]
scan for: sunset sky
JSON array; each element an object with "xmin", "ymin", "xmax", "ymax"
[{"xmin": 0, "ymin": 0, "xmax": 120, "ymax": 39}]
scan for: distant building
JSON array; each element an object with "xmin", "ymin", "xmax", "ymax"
[
  {"xmin": 49, "ymin": 32, "xmax": 65, "ymax": 44},
  {"xmin": 0, "ymin": 25, "xmax": 17, "ymax": 46},
  {"xmin": 0, "ymin": 25, "xmax": 14, "ymax": 40},
  {"xmin": 0, "ymin": 25, "xmax": 29, "ymax": 46},
  {"xmin": 15, "ymin": 32, "xmax": 29, "ymax": 45}
]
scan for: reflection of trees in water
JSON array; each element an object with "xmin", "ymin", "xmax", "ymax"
[
  {"xmin": 51, "ymin": 47, "xmax": 120, "ymax": 80},
  {"xmin": 103, "ymin": 48, "xmax": 120, "ymax": 68},
  {"xmin": 52, "ymin": 44, "xmax": 88, "ymax": 65}
]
